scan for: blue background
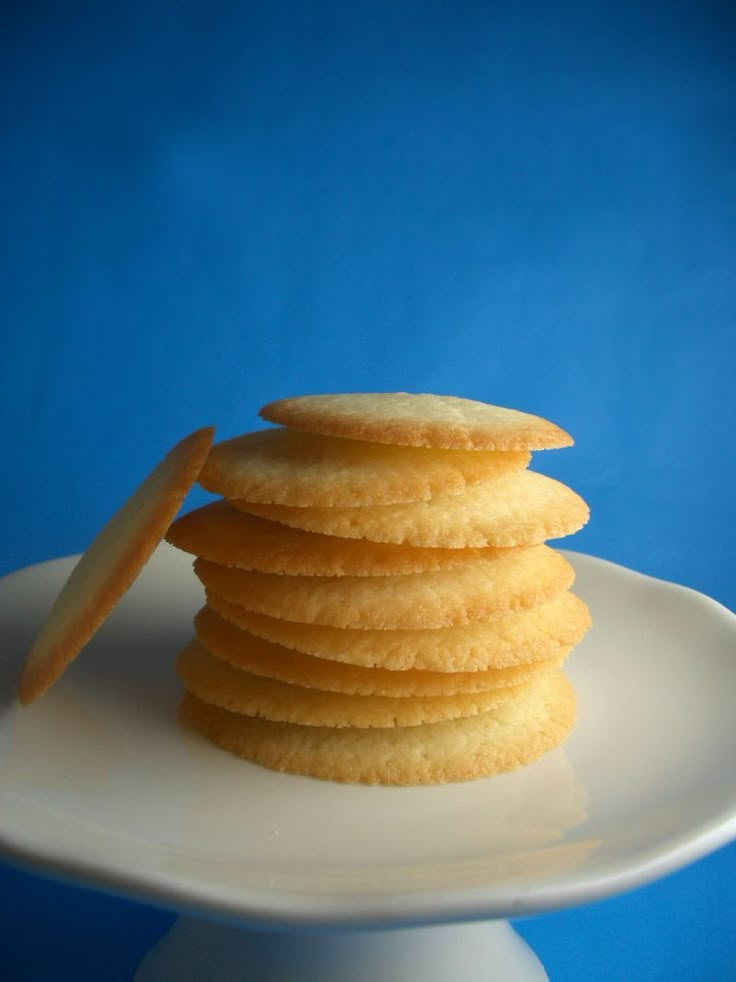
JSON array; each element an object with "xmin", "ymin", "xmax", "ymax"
[{"xmin": 1, "ymin": 1, "xmax": 734, "ymax": 978}]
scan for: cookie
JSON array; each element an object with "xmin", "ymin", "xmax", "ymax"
[
  {"xmin": 167, "ymin": 501, "xmax": 512, "ymax": 576},
  {"xmin": 199, "ymin": 428, "xmax": 530, "ymax": 506},
  {"xmin": 233, "ymin": 469, "xmax": 589, "ymax": 548},
  {"xmin": 18, "ymin": 427, "xmax": 214, "ymax": 705},
  {"xmin": 177, "ymin": 641, "xmax": 530, "ymax": 727},
  {"xmin": 259, "ymin": 393, "xmax": 573, "ymax": 451},
  {"xmin": 206, "ymin": 590, "xmax": 591, "ymax": 671},
  {"xmin": 194, "ymin": 605, "xmax": 564, "ymax": 695},
  {"xmin": 179, "ymin": 669, "xmax": 576, "ymax": 784},
  {"xmin": 194, "ymin": 545, "xmax": 575, "ymax": 630}
]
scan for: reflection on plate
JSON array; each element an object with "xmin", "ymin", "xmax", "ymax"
[{"xmin": 0, "ymin": 546, "xmax": 734, "ymax": 928}]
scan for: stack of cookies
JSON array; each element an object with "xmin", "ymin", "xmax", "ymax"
[{"xmin": 167, "ymin": 393, "xmax": 590, "ymax": 785}]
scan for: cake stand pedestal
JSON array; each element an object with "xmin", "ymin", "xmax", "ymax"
[{"xmin": 135, "ymin": 918, "xmax": 546, "ymax": 982}]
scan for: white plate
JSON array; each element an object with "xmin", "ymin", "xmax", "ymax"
[{"xmin": 0, "ymin": 546, "xmax": 734, "ymax": 929}]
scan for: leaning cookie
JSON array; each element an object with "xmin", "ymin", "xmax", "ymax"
[{"xmin": 18, "ymin": 427, "xmax": 214, "ymax": 705}]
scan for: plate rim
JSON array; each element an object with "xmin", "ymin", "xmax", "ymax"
[{"xmin": 1, "ymin": 549, "xmax": 735, "ymax": 928}]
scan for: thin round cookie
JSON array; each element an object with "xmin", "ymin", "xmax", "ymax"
[
  {"xmin": 233, "ymin": 469, "xmax": 589, "ymax": 548},
  {"xmin": 199, "ymin": 428, "xmax": 530, "ymax": 506},
  {"xmin": 179, "ymin": 670, "xmax": 576, "ymax": 785},
  {"xmin": 193, "ymin": 545, "xmax": 575, "ymax": 630},
  {"xmin": 18, "ymin": 427, "xmax": 214, "ymax": 705},
  {"xmin": 176, "ymin": 642, "xmax": 529, "ymax": 727},
  {"xmin": 194, "ymin": 607, "xmax": 563, "ymax": 695},
  {"xmin": 206, "ymin": 590, "xmax": 591, "ymax": 672},
  {"xmin": 259, "ymin": 393, "xmax": 573, "ymax": 451},
  {"xmin": 167, "ymin": 501, "xmax": 506, "ymax": 576}
]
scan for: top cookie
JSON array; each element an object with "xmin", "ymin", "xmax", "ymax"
[{"xmin": 259, "ymin": 393, "xmax": 573, "ymax": 451}]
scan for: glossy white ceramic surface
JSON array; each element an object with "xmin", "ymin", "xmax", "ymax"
[
  {"xmin": 134, "ymin": 918, "xmax": 548, "ymax": 982},
  {"xmin": 0, "ymin": 545, "xmax": 734, "ymax": 928}
]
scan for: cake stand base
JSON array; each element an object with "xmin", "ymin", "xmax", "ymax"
[{"xmin": 134, "ymin": 917, "xmax": 547, "ymax": 982}]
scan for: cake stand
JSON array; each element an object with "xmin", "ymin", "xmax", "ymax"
[{"xmin": 1, "ymin": 545, "xmax": 734, "ymax": 981}]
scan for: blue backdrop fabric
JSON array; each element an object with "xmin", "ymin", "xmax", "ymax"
[{"xmin": 1, "ymin": 1, "xmax": 734, "ymax": 979}]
